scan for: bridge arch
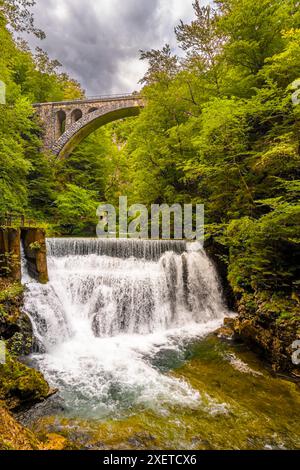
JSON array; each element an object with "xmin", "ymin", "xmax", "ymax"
[
  {"xmin": 56, "ymin": 110, "xmax": 66, "ymax": 137},
  {"xmin": 51, "ymin": 99, "xmax": 143, "ymax": 158},
  {"xmin": 34, "ymin": 95, "xmax": 144, "ymax": 158},
  {"xmin": 71, "ymin": 108, "xmax": 83, "ymax": 124}
]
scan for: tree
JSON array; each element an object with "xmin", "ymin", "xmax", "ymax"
[
  {"xmin": 54, "ymin": 184, "xmax": 99, "ymax": 235},
  {"xmin": 140, "ymin": 44, "xmax": 178, "ymax": 85},
  {"xmin": 0, "ymin": 0, "xmax": 45, "ymax": 38}
]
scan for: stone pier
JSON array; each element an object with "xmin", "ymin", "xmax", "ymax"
[
  {"xmin": 21, "ymin": 228, "xmax": 49, "ymax": 284},
  {"xmin": 0, "ymin": 227, "xmax": 48, "ymax": 284}
]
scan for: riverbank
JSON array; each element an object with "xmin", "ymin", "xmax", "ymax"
[
  {"xmin": 0, "ymin": 278, "xmax": 67, "ymax": 450},
  {"xmin": 206, "ymin": 239, "xmax": 300, "ymax": 376}
]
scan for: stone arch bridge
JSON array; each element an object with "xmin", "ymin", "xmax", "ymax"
[{"xmin": 33, "ymin": 93, "xmax": 144, "ymax": 158}]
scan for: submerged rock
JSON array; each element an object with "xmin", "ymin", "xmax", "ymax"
[{"xmin": 17, "ymin": 393, "xmax": 64, "ymax": 427}]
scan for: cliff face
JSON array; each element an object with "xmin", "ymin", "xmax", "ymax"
[
  {"xmin": 0, "ymin": 227, "xmax": 49, "ymax": 284},
  {"xmin": 0, "ymin": 280, "xmax": 31, "ymax": 356},
  {"xmin": 233, "ymin": 292, "xmax": 300, "ymax": 376},
  {"xmin": 205, "ymin": 238, "xmax": 300, "ymax": 376},
  {"xmin": 0, "ymin": 279, "xmax": 51, "ymax": 410}
]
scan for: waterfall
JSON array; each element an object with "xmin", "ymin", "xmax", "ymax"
[
  {"xmin": 22, "ymin": 238, "xmax": 227, "ymax": 418},
  {"xmin": 46, "ymin": 237, "xmax": 187, "ymax": 260}
]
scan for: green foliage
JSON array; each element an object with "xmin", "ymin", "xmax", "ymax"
[
  {"xmin": 223, "ymin": 203, "xmax": 300, "ymax": 293},
  {"xmin": 54, "ymin": 184, "xmax": 99, "ymax": 235},
  {"xmin": 0, "ymin": 0, "xmax": 45, "ymax": 38},
  {"xmin": 28, "ymin": 241, "xmax": 41, "ymax": 251},
  {"xmin": 57, "ymin": 128, "xmax": 116, "ymax": 199}
]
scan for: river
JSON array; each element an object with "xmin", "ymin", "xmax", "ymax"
[{"xmin": 20, "ymin": 238, "xmax": 300, "ymax": 450}]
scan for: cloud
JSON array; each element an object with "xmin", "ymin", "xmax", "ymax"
[{"xmin": 25, "ymin": 0, "xmax": 209, "ymax": 95}]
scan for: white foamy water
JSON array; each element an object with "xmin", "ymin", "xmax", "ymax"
[{"xmin": 22, "ymin": 238, "xmax": 227, "ymax": 418}]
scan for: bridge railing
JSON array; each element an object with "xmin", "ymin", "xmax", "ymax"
[
  {"xmin": 0, "ymin": 212, "xmax": 37, "ymax": 228},
  {"xmin": 78, "ymin": 92, "xmax": 140, "ymax": 101},
  {"xmin": 33, "ymin": 92, "xmax": 142, "ymax": 106}
]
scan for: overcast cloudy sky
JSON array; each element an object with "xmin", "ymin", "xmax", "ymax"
[{"xmin": 25, "ymin": 0, "xmax": 210, "ymax": 95}]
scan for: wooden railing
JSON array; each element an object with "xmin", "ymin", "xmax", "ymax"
[{"xmin": 0, "ymin": 212, "xmax": 36, "ymax": 227}]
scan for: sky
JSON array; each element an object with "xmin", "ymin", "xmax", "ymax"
[{"xmin": 25, "ymin": 0, "xmax": 210, "ymax": 96}]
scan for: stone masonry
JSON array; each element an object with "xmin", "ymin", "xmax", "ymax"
[{"xmin": 34, "ymin": 94, "xmax": 144, "ymax": 158}]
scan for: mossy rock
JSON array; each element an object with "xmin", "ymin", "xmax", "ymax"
[
  {"xmin": 0, "ymin": 281, "xmax": 32, "ymax": 356},
  {"xmin": 234, "ymin": 291, "xmax": 300, "ymax": 372},
  {"xmin": 0, "ymin": 405, "xmax": 40, "ymax": 450},
  {"xmin": 0, "ymin": 352, "xmax": 50, "ymax": 411}
]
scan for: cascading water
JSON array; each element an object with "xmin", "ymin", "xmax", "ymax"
[{"xmin": 22, "ymin": 238, "xmax": 227, "ymax": 418}]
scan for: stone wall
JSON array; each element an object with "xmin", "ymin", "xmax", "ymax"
[{"xmin": 20, "ymin": 228, "xmax": 49, "ymax": 284}]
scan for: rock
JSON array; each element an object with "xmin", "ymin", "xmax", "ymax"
[
  {"xmin": 0, "ymin": 405, "xmax": 40, "ymax": 450},
  {"xmin": 0, "ymin": 405, "xmax": 71, "ymax": 450},
  {"xmin": 17, "ymin": 393, "xmax": 63, "ymax": 428},
  {"xmin": 126, "ymin": 432, "xmax": 156, "ymax": 448},
  {"xmin": 0, "ymin": 351, "xmax": 50, "ymax": 411},
  {"xmin": 224, "ymin": 317, "xmax": 235, "ymax": 328},
  {"xmin": 215, "ymin": 326, "xmax": 234, "ymax": 340},
  {"xmin": 0, "ymin": 281, "xmax": 33, "ymax": 356},
  {"xmin": 291, "ymin": 369, "xmax": 300, "ymax": 379},
  {"xmin": 215, "ymin": 317, "xmax": 236, "ymax": 340},
  {"xmin": 233, "ymin": 293, "xmax": 300, "ymax": 373}
]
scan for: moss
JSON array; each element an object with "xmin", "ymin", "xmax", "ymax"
[
  {"xmin": 0, "ymin": 280, "xmax": 62, "ymax": 450},
  {"xmin": 0, "ymin": 351, "xmax": 50, "ymax": 411},
  {"xmin": 0, "ymin": 404, "xmax": 70, "ymax": 450},
  {"xmin": 276, "ymin": 311, "xmax": 297, "ymax": 323},
  {"xmin": 7, "ymin": 332, "xmax": 33, "ymax": 357},
  {"xmin": 0, "ymin": 283, "xmax": 24, "ymax": 303},
  {"xmin": 0, "ymin": 304, "xmax": 7, "ymax": 320},
  {"xmin": 0, "ymin": 405, "xmax": 40, "ymax": 450},
  {"xmin": 0, "ymin": 280, "xmax": 32, "ymax": 356},
  {"xmin": 29, "ymin": 241, "xmax": 42, "ymax": 251},
  {"xmin": 38, "ymin": 272, "xmax": 49, "ymax": 285}
]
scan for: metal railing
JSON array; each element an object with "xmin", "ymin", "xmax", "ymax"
[
  {"xmin": 33, "ymin": 92, "xmax": 142, "ymax": 106},
  {"xmin": 82, "ymin": 92, "xmax": 140, "ymax": 100}
]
